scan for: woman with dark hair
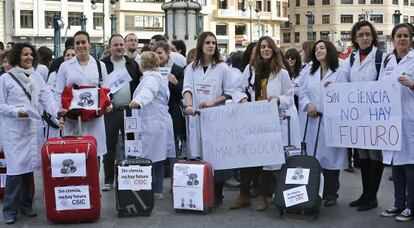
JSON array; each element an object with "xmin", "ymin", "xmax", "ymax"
[
  {"xmin": 300, "ymin": 40, "xmax": 348, "ymax": 207},
  {"xmin": 285, "ymin": 48, "xmax": 302, "ymax": 78},
  {"xmin": 56, "ymin": 31, "xmax": 111, "ymax": 158},
  {"xmin": 241, "ymin": 42, "xmax": 257, "ymax": 72},
  {"xmin": 230, "ymin": 36, "xmax": 300, "ymax": 211},
  {"xmin": 36, "ymin": 46, "xmax": 53, "ymax": 82},
  {"xmin": 182, "ymin": 31, "xmax": 243, "ymax": 207},
  {"xmin": 0, "ymin": 43, "xmax": 61, "ymax": 224},
  {"xmin": 343, "ymin": 20, "xmax": 386, "ymax": 212},
  {"xmin": 380, "ymin": 23, "xmax": 414, "ymax": 222},
  {"xmin": 171, "ymin": 40, "xmax": 187, "ymax": 57}
]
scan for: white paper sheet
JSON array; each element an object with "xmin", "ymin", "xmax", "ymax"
[
  {"xmin": 173, "ymin": 163, "xmax": 205, "ymax": 188},
  {"xmin": 104, "ymin": 68, "xmax": 132, "ymax": 94},
  {"xmin": 173, "ymin": 187, "xmax": 204, "ymax": 211},
  {"xmin": 283, "ymin": 185, "xmax": 309, "ymax": 207},
  {"xmin": 51, "ymin": 153, "xmax": 86, "ymax": 178},
  {"xmin": 54, "ymin": 185, "xmax": 91, "ymax": 211},
  {"xmin": 117, "ymin": 165, "xmax": 152, "ymax": 190},
  {"xmin": 285, "ymin": 168, "xmax": 310, "ymax": 185},
  {"xmin": 70, "ymin": 88, "xmax": 99, "ymax": 110}
]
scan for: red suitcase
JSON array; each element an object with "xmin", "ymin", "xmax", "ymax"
[
  {"xmin": 41, "ymin": 118, "xmax": 100, "ymax": 223},
  {"xmin": 172, "ymin": 113, "xmax": 214, "ymax": 213}
]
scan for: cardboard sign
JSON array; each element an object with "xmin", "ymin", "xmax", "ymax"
[
  {"xmin": 283, "ymin": 185, "xmax": 309, "ymax": 207},
  {"xmin": 51, "ymin": 153, "xmax": 86, "ymax": 178},
  {"xmin": 0, "ymin": 174, "xmax": 6, "ymax": 188},
  {"xmin": 54, "ymin": 185, "xmax": 91, "ymax": 211},
  {"xmin": 117, "ymin": 165, "xmax": 152, "ymax": 190},
  {"xmin": 105, "ymin": 68, "xmax": 132, "ymax": 94},
  {"xmin": 173, "ymin": 163, "xmax": 204, "ymax": 188},
  {"xmin": 70, "ymin": 88, "xmax": 99, "ymax": 110},
  {"xmin": 124, "ymin": 109, "xmax": 144, "ymax": 157},
  {"xmin": 323, "ymin": 81, "xmax": 401, "ymax": 150},
  {"xmin": 173, "ymin": 187, "xmax": 203, "ymax": 211},
  {"xmin": 285, "ymin": 168, "xmax": 310, "ymax": 185},
  {"xmin": 200, "ymin": 100, "xmax": 285, "ymax": 170}
]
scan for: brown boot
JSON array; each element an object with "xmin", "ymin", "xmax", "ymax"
[
  {"xmin": 255, "ymin": 195, "xmax": 268, "ymax": 211},
  {"xmin": 230, "ymin": 195, "xmax": 251, "ymax": 209}
]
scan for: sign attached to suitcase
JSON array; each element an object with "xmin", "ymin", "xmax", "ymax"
[
  {"xmin": 285, "ymin": 168, "xmax": 310, "ymax": 185},
  {"xmin": 54, "ymin": 185, "xmax": 91, "ymax": 211},
  {"xmin": 50, "ymin": 153, "xmax": 86, "ymax": 178},
  {"xmin": 283, "ymin": 185, "xmax": 309, "ymax": 207},
  {"xmin": 173, "ymin": 164, "xmax": 204, "ymax": 188},
  {"xmin": 173, "ymin": 187, "xmax": 203, "ymax": 211},
  {"xmin": 70, "ymin": 88, "xmax": 99, "ymax": 110},
  {"xmin": 323, "ymin": 81, "xmax": 402, "ymax": 151},
  {"xmin": 200, "ymin": 100, "xmax": 285, "ymax": 170},
  {"xmin": 117, "ymin": 165, "xmax": 152, "ymax": 190}
]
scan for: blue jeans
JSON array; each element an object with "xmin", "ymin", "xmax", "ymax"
[
  {"xmin": 3, "ymin": 173, "xmax": 34, "ymax": 220},
  {"xmin": 392, "ymin": 164, "xmax": 414, "ymax": 210},
  {"xmin": 152, "ymin": 160, "xmax": 165, "ymax": 194}
]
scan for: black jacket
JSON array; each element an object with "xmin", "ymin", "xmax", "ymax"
[
  {"xmin": 101, "ymin": 55, "xmax": 141, "ymax": 100},
  {"xmin": 168, "ymin": 63, "xmax": 185, "ymax": 139}
]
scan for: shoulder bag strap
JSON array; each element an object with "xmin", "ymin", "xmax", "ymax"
[{"xmin": 8, "ymin": 72, "xmax": 32, "ymax": 101}]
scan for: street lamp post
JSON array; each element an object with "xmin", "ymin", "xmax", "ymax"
[
  {"xmin": 91, "ymin": 0, "xmax": 116, "ymax": 44},
  {"xmin": 80, "ymin": 15, "xmax": 87, "ymax": 31},
  {"xmin": 306, "ymin": 11, "xmax": 314, "ymax": 41},
  {"xmin": 110, "ymin": 14, "xmax": 117, "ymax": 34},
  {"xmin": 241, "ymin": 0, "xmax": 259, "ymax": 43},
  {"xmin": 53, "ymin": 15, "xmax": 64, "ymax": 58},
  {"xmin": 393, "ymin": 10, "xmax": 402, "ymax": 26}
]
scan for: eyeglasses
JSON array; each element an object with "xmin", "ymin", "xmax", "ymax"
[
  {"xmin": 356, "ymin": 32, "xmax": 372, "ymax": 38},
  {"xmin": 287, "ymin": 57, "xmax": 296, "ymax": 61},
  {"xmin": 126, "ymin": 39, "xmax": 138, "ymax": 42}
]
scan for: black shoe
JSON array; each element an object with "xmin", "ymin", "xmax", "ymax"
[
  {"xmin": 4, "ymin": 218, "xmax": 16, "ymax": 225},
  {"xmin": 357, "ymin": 199, "xmax": 378, "ymax": 211},
  {"xmin": 345, "ymin": 167, "xmax": 355, "ymax": 173},
  {"xmin": 21, "ymin": 209, "xmax": 37, "ymax": 217},
  {"xmin": 349, "ymin": 196, "xmax": 365, "ymax": 207},
  {"xmin": 324, "ymin": 199, "xmax": 337, "ymax": 207},
  {"xmin": 213, "ymin": 197, "xmax": 223, "ymax": 208}
]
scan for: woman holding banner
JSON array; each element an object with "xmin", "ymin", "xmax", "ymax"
[
  {"xmin": 182, "ymin": 31, "xmax": 243, "ymax": 207},
  {"xmin": 230, "ymin": 36, "xmax": 300, "ymax": 211},
  {"xmin": 300, "ymin": 40, "xmax": 348, "ymax": 207},
  {"xmin": 342, "ymin": 20, "xmax": 386, "ymax": 212},
  {"xmin": 379, "ymin": 23, "xmax": 414, "ymax": 222}
]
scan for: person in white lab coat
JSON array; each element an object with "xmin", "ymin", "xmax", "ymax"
[
  {"xmin": 230, "ymin": 36, "xmax": 300, "ymax": 211},
  {"xmin": 129, "ymin": 51, "xmax": 175, "ymax": 200},
  {"xmin": 182, "ymin": 31, "xmax": 241, "ymax": 207},
  {"xmin": 342, "ymin": 20, "xmax": 386, "ymax": 212},
  {"xmin": 0, "ymin": 43, "xmax": 62, "ymax": 224},
  {"xmin": 56, "ymin": 31, "xmax": 111, "ymax": 156},
  {"xmin": 379, "ymin": 23, "xmax": 414, "ymax": 222},
  {"xmin": 300, "ymin": 40, "xmax": 348, "ymax": 207}
]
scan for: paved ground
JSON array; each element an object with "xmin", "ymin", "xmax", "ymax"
[{"xmin": 1, "ymin": 165, "xmax": 413, "ymax": 228}]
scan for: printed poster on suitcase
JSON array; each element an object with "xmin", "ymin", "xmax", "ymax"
[
  {"xmin": 54, "ymin": 185, "xmax": 91, "ymax": 211},
  {"xmin": 173, "ymin": 164, "xmax": 205, "ymax": 210},
  {"xmin": 283, "ymin": 185, "xmax": 309, "ymax": 207},
  {"xmin": 117, "ymin": 165, "xmax": 152, "ymax": 190},
  {"xmin": 50, "ymin": 153, "xmax": 86, "ymax": 178}
]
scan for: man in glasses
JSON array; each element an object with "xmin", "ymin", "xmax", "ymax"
[{"xmin": 125, "ymin": 33, "xmax": 141, "ymax": 65}]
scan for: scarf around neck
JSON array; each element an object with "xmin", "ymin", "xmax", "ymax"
[{"xmin": 11, "ymin": 66, "xmax": 39, "ymax": 106}]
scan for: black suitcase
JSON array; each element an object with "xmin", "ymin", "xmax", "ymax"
[
  {"xmin": 274, "ymin": 114, "xmax": 323, "ymax": 218},
  {"xmin": 115, "ymin": 157, "xmax": 154, "ymax": 217}
]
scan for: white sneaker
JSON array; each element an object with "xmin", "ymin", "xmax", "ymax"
[
  {"xmin": 396, "ymin": 209, "xmax": 414, "ymax": 222},
  {"xmin": 102, "ymin": 183, "xmax": 113, "ymax": 191},
  {"xmin": 154, "ymin": 193, "xmax": 164, "ymax": 200}
]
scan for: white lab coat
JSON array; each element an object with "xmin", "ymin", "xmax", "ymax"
[
  {"xmin": 0, "ymin": 68, "xmax": 59, "ymax": 175},
  {"xmin": 36, "ymin": 64, "xmax": 49, "ymax": 83},
  {"xmin": 182, "ymin": 62, "xmax": 236, "ymax": 158},
  {"xmin": 46, "ymin": 71, "xmax": 61, "ymax": 138},
  {"xmin": 341, "ymin": 46, "xmax": 386, "ymax": 82},
  {"xmin": 379, "ymin": 50, "xmax": 414, "ymax": 165},
  {"xmin": 56, "ymin": 56, "xmax": 108, "ymax": 156},
  {"xmin": 170, "ymin": 52, "xmax": 187, "ymax": 68},
  {"xmin": 296, "ymin": 62, "xmax": 313, "ymax": 137},
  {"xmin": 132, "ymin": 70, "xmax": 175, "ymax": 162},
  {"xmin": 243, "ymin": 65, "xmax": 301, "ymax": 170},
  {"xmin": 299, "ymin": 66, "xmax": 348, "ymax": 170}
]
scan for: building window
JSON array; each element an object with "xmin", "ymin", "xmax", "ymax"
[
  {"xmin": 125, "ymin": 15, "xmax": 164, "ymax": 31},
  {"xmin": 218, "ymin": 0, "xmax": 227, "ymax": 9},
  {"xmin": 410, "ymin": 16, "xmax": 414, "ymax": 23},
  {"xmin": 93, "ymin": 13, "xmax": 103, "ymax": 30},
  {"xmin": 411, "ymin": 0, "xmax": 414, "ymax": 5},
  {"xmin": 256, "ymin": 1, "xmax": 262, "ymax": 11},
  {"xmin": 265, "ymin": 0, "xmax": 271, "ymax": 12},
  {"xmin": 371, "ymin": 0, "xmax": 383, "ymax": 3},
  {"xmin": 216, "ymin": 24, "xmax": 227, "ymax": 35},
  {"xmin": 295, "ymin": 32, "xmax": 300, "ymax": 43},
  {"xmin": 341, "ymin": 31, "xmax": 351, "ymax": 41},
  {"xmin": 393, "ymin": 0, "xmax": 398, "ymax": 4},
  {"xmin": 296, "ymin": 0, "xmax": 300, "ymax": 6},
  {"xmin": 45, "ymin": 11, "xmax": 60, "ymax": 29},
  {"xmin": 359, "ymin": 0, "xmax": 366, "ymax": 3},
  {"xmin": 404, "ymin": 0, "xmax": 409, "ymax": 5},
  {"xmin": 323, "ymin": 0, "xmax": 330, "ymax": 4},
  {"xmin": 341, "ymin": 0, "xmax": 353, "ymax": 3},
  {"xmin": 322, "ymin": 15, "xmax": 330, "ymax": 24},
  {"xmin": 68, "ymin": 12, "xmax": 82, "ymax": 26},
  {"xmin": 308, "ymin": 0, "xmax": 314, "ymax": 6},
  {"xmin": 295, "ymin": 14, "xmax": 300, "ymax": 25},
  {"xmin": 68, "ymin": 0, "xmax": 83, "ymax": 2},
  {"xmin": 20, "ymin": 10, "xmax": 33, "ymax": 28},
  {"xmin": 235, "ymin": 24, "xmax": 246, "ymax": 35},
  {"xmin": 125, "ymin": 0, "xmax": 165, "ymax": 2},
  {"xmin": 340, "ymin": 14, "xmax": 353, "ymax": 23},
  {"xmin": 371, "ymin": 14, "xmax": 383, "ymax": 23},
  {"xmin": 403, "ymin": 15, "xmax": 409, "ymax": 23},
  {"xmin": 320, "ymin": 31, "xmax": 330, "ymax": 40},
  {"xmin": 283, "ymin": 33, "xmax": 291, "ymax": 43}
]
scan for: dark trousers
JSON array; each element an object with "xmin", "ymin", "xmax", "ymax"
[
  {"xmin": 239, "ymin": 167, "xmax": 271, "ymax": 197},
  {"xmin": 3, "ymin": 173, "xmax": 34, "ymax": 219},
  {"xmin": 152, "ymin": 160, "xmax": 165, "ymax": 193},
  {"xmin": 392, "ymin": 164, "xmax": 414, "ymax": 210},
  {"xmin": 323, "ymin": 169, "xmax": 340, "ymax": 200},
  {"xmin": 103, "ymin": 110, "xmax": 124, "ymax": 185}
]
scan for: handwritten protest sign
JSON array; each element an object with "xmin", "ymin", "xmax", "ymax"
[
  {"xmin": 323, "ymin": 81, "xmax": 401, "ymax": 151},
  {"xmin": 200, "ymin": 100, "xmax": 284, "ymax": 170}
]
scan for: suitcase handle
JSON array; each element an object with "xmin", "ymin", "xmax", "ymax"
[
  {"xmin": 45, "ymin": 140, "xmax": 92, "ymax": 160},
  {"xmin": 184, "ymin": 111, "xmax": 201, "ymax": 161},
  {"xmin": 301, "ymin": 112, "xmax": 323, "ymax": 157},
  {"xmin": 283, "ymin": 115, "xmax": 292, "ymax": 147}
]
